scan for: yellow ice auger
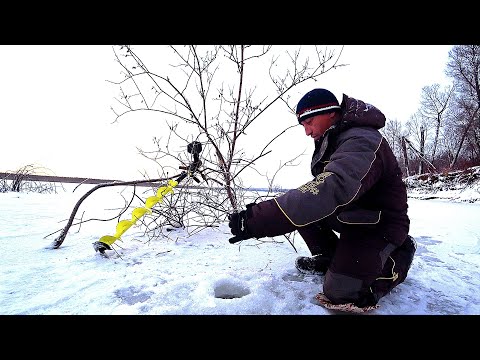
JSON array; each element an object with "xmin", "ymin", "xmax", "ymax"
[{"xmin": 92, "ymin": 141, "xmax": 204, "ymax": 255}]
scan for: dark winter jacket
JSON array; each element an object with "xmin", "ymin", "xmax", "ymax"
[{"xmin": 246, "ymin": 94, "xmax": 410, "ymax": 246}]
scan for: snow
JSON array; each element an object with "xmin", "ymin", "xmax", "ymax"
[{"xmin": 1, "ymin": 176, "xmax": 480, "ymax": 316}]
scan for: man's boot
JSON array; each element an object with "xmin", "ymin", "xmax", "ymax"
[
  {"xmin": 295, "ymin": 253, "xmax": 331, "ymax": 275},
  {"xmin": 296, "ymin": 225, "xmax": 338, "ymax": 275}
]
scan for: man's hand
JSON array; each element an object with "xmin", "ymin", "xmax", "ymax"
[{"xmin": 227, "ymin": 204, "xmax": 255, "ymax": 243}]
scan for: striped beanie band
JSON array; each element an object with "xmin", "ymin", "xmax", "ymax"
[{"xmin": 296, "ymin": 88, "xmax": 341, "ymax": 123}]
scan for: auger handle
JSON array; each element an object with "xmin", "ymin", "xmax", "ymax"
[{"xmin": 177, "ymin": 141, "xmax": 203, "ymax": 183}]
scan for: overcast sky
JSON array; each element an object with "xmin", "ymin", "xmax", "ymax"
[{"xmin": 0, "ymin": 45, "xmax": 453, "ymax": 188}]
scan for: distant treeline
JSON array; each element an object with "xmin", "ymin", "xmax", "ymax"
[
  {"xmin": 0, "ymin": 172, "xmax": 285, "ymax": 192},
  {"xmin": 0, "ymin": 172, "xmax": 122, "ymax": 185}
]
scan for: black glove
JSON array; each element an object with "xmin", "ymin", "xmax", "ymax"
[{"xmin": 228, "ymin": 203, "xmax": 255, "ymax": 244}]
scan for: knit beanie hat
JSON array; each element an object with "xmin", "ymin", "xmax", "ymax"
[{"xmin": 296, "ymin": 88, "xmax": 341, "ymax": 124}]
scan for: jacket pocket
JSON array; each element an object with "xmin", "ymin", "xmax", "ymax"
[{"xmin": 337, "ymin": 209, "xmax": 381, "ymax": 225}]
